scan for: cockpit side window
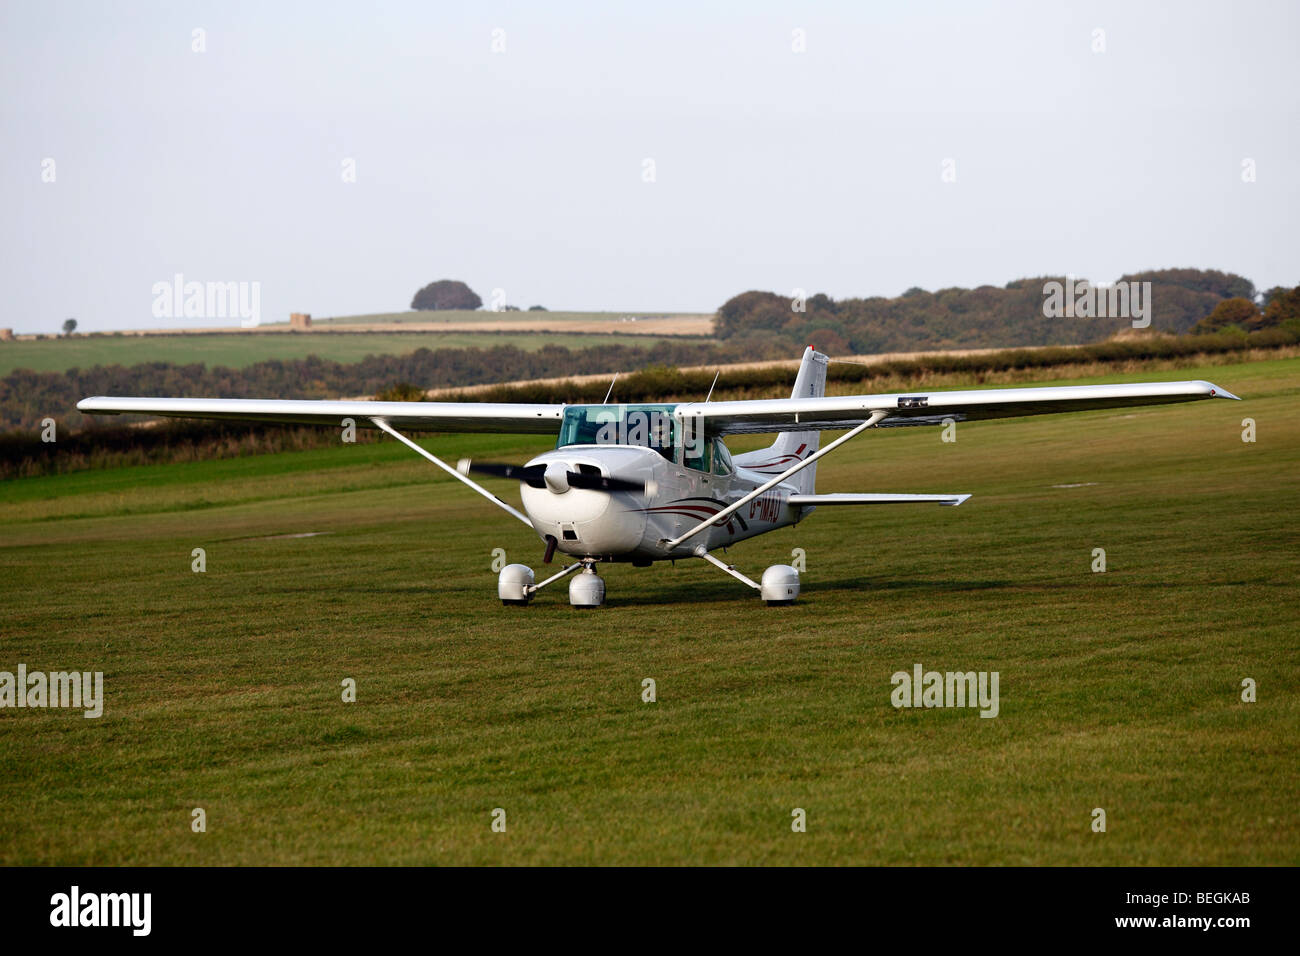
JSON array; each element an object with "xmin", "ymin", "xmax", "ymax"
[
  {"xmin": 711, "ymin": 438, "xmax": 734, "ymax": 476},
  {"xmin": 684, "ymin": 438, "xmax": 712, "ymax": 473},
  {"xmin": 646, "ymin": 414, "xmax": 675, "ymax": 461}
]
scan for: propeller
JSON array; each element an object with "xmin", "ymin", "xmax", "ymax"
[
  {"xmin": 565, "ymin": 472, "xmax": 646, "ymax": 493},
  {"xmin": 458, "ymin": 461, "xmax": 547, "ymax": 487},
  {"xmin": 457, "ymin": 459, "xmax": 647, "ymax": 494}
]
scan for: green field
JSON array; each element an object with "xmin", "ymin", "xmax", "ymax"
[
  {"xmin": 0, "ymin": 329, "xmax": 698, "ymax": 377},
  {"xmin": 1, "ymin": 357, "xmax": 1296, "ymax": 865},
  {"xmin": 304, "ymin": 310, "xmax": 703, "ymax": 326}
]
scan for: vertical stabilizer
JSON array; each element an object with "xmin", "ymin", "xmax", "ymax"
[{"xmin": 732, "ymin": 346, "xmax": 829, "ymax": 494}]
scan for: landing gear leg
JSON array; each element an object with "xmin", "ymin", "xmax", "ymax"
[
  {"xmin": 694, "ymin": 546, "xmax": 800, "ymax": 606},
  {"xmin": 498, "ymin": 561, "xmax": 584, "ymax": 606}
]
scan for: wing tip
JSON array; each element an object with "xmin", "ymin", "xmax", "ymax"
[{"xmin": 1203, "ymin": 382, "xmax": 1241, "ymax": 401}]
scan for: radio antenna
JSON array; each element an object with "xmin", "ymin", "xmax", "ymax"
[
  {"xmin": 704, "ymin": 370, "xmax": 721, "ymax": 403},
  {"xmin": 602, "ymin": 373, "xmax": 619, "ymax": 405}
]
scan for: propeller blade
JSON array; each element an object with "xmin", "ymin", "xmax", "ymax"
[
  {"xmin": 565, "ymin": 472, "xmax": 646, "ymax": 493},
  {"xmin": 456, "ymin": 459, "xmax": 647, "ymax": 494},
  {"xmin": 458, "ymin": 460, "xmax": 547, "ymax": 488}
]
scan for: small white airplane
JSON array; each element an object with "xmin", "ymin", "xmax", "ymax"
[{"xmin": 78, "ymin": 347, "xmax": 1239, "ymax": 607}]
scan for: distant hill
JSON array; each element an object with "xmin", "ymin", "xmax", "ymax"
[
  {"xmin": 717, "ymin": 268, "xmax": 1263, "ymax": 354},
  {"xmin": 0, "ymin": 311, "xmax": 714, "ymax": 377}
]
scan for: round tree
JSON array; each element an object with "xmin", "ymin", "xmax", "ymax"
[{"xmin": 411, "ymin": 280, "xmax": 482, "ymax": 311}]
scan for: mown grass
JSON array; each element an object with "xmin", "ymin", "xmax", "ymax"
[{"xmin": 0, "ymin": 358, "xmax": 1295, "ymax": 865}]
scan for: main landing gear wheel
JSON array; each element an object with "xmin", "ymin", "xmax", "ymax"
[
  {"xmin": 498, "ymin": 563, "xmax": 535, "ymax": 606},
  {"xmin": 693, "ymin": 546, "xmax": 800, "ymax": 606},
  {"xmin": 760, "ymin": 564, "xmax": 800, "ymax": 606}
]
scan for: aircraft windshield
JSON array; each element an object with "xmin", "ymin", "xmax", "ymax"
[{"xmin": 557, "ymin": 403, "xmax": 679, "ymax": 460}]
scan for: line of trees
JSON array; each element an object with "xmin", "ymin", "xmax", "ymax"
[
  {"xmin": 1191, "ymin": 285, "xmax": 1300, "ymax": 334},
  {"xmin": 715, "ymin": 269, "xmax": 1291, "ymax": 354}
]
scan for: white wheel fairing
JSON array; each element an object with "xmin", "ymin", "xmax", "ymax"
[{"xmin": 498, "ymin": 564, "xmax": 535, "ymax": 604}]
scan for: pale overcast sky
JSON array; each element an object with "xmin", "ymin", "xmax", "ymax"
[{"xmin": 2, "ymin": 0, "xmax": 1297, "ymax": 332}]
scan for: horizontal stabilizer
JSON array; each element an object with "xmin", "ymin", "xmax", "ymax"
[{"xmin": 788, "ymin": 493, "xmax": 971, "ymax": 507}]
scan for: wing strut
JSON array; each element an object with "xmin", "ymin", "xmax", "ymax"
[
  {"xmin": 370, "ymin": 417, "xmax": 534, "ymax": 530},
  {"xmin": 662, "ymin": 409, "xmax": 889, "ymax": 550}
]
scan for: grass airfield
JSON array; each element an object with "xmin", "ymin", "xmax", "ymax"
[
  {"xmin": 0, "ymin": 357, "xmax": 1296, "ymax": 865},
  {"xmin": 0, "ymin": 327, "xmax": 693, "ymax": 376}
]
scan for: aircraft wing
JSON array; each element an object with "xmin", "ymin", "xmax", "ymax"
[
  {"xmin": 680, "ymin": 380, "xmax": 1239, "ymax": 435},
  {"xmin": 75, "ymin": 396, "xmax": 565, "ymax": 434},
  {"xmin": 788, "ymin": 493, "xmax": 971, "ymax": 507}
]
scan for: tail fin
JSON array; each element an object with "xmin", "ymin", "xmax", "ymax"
[{"xmin": 732, "ymin": 346, "xmax": 828, "ymax": 494}]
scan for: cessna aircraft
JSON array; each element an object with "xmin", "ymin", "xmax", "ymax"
[{"xmin": 77, "ymin": 347, "xmax": 1239, "ymax": 607}]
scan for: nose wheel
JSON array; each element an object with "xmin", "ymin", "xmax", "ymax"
[{"xmin": 568, "ymin": 563, "xmax": 605, "ymax": 608}]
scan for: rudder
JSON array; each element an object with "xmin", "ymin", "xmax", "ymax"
[{"xmin": 733, "ymin": 346, "xmax": 828, "ymax": 494}]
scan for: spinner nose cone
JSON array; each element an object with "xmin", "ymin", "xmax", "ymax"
[{"xmin": 543, "ymin": 461, "xmax": 570, "ymax": 494}]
